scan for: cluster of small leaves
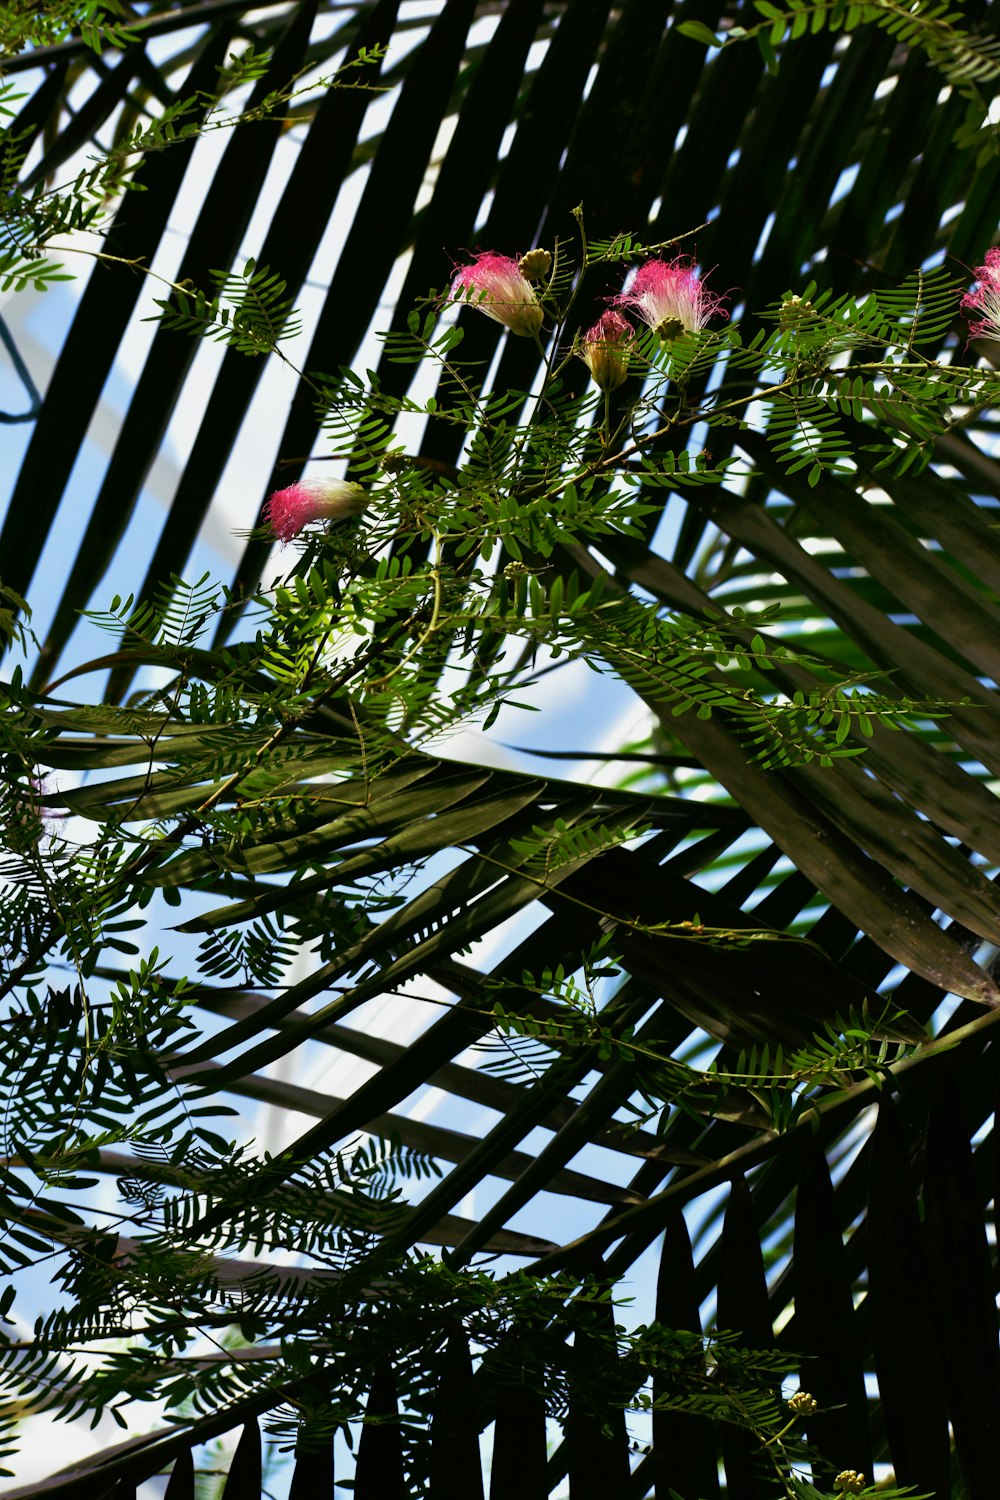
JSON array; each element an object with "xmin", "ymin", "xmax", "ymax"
[
  {"xmin": 583, "ymin": 227, "xmax": 706, "ymax": 266},
  {"xmin": 0, "ymin": 156, "xmax": 994, "ymax": 1483},
  {"xmin": 0, "ymin": 788, "xmax": 146, "ymax": 989},
  {"xmin": 485, "ymin": 959, "xmax": 917, "ymax": 1132},
  {"xmin": 0, "ymin": 1135, "xmax": 439, "ymax": 1445},
  {"xmin": 0, "ymin": 965, "xmax": 208, "ymax": 1164},
  {"xmin": 203, "ymin": 40, "xmax": 389, "ymax": 131},
  {"xmin": 459, "ymin": 588, "xmax": 955, "ymax": 768},
  {"xmin": 151, "ymin": 260, "xmax": 302, "ymax": 356},
  {"xmin": 0, "ymin": 27, "xmax": 384, "ymax": 306},
  {"xmin": 196, "ymin": 914, "xmax": 299, "ymax": 987},
  {"xmin": 82, "ymin": 571, "xmax": 222, "ymax": 652},
  {"xmin": 507, "ymin": 815, "xmax": 653, "ymax": 880},
  {"xmin": 747, "ymin": 277, "xmax": 956, "ymax": 362},
  {"xmin": 0, "ymin": 0, "xmax": 135, "ymax": 64}
]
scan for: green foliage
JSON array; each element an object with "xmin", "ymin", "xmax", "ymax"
[
  {"xmin": 483, "ymin": 968, "xmax": 914, "ymax": 1130},
  {"xmin": 0, "ymin": 213, "xmax": 989, "ymax": 1485},
  {"xmin": 5, "ymin": 0, "xmax": 1000, "ymax": 1491},
  {"xmin": 683, "ymin": 0, "xmax": 1000, "ymax": 138},
  {"xmin": 0, "ymin": 25, "xmax": 384, "ymax": 301},
  {"xmin": 0, "ymin": 0, "xmax": 136, "ymax": 63},
  {"xmin": 678, "ymin": 2, "xmax": 1000, "ymax": 170},
  {"xmin": 151, "ymin": 260, "xmax": 303, "ymax": 355}
]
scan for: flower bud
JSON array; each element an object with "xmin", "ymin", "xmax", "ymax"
[
  {"xmin": 834, "ymin": 1472, "xmax": 866, "ymax": 1494},
  {"xmin": 518, "ymin": 248, "xmax": 552, "ymax": 281},
  {"xmin": 579, "ymin": 309, "xmax": 633, "ymax": 392},
  {"xmin": 787, "ymin": 1392, "xmax": 817, "ymax": 1416},
  {"xmin": 778, "ymin": 293, "xmax": 813, "ymax": 330}
]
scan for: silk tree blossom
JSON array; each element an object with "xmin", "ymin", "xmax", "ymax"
[
  {"xmin": 450, "ymin": 252, "xmax": 543, "ymax": 338},
  {"xmin": 961, "ymin": 247, "xmax": 1000, "ymax": 341},
  {"xmin": 263, "ymin": 477, "xmax": 366, "ymax": 543},
  {"xmin": 579, "ymin": 309, "xmax": 634, "ymax": 392},
  {"xmin": 7, "ymin": 773, "xmax": 56, "ymax": 853},
  {"xmin": 615, "ymin": 256, "xmax": 728, "ymax": 337}
]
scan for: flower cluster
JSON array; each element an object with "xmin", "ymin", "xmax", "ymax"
[
  {"xmin": 579, "ymin": 255, "xmax": 726, "ymax": 388},
  {"xmin": 263, "ymin": 477, "xmax": 367, "ymax": 543},
  {"xmin": 264, "ymin": 248, "xmax": 730, "ymax": 539},
  {"xmin": 450, "ymin": 245, "xmax": 728, "ymax": 395},
  {"xmin": 961, "ymin": 246, "xmax": 1000, "ymax": 342}
]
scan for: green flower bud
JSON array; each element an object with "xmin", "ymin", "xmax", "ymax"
[{"xmin": 518, "ymin": 248, "xmax": 552, "ymax": 281}]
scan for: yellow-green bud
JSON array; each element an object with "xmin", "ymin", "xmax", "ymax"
[
  {"xmin": 834, "ymin": 1472, "xmax": 866, "ymax": 1494},
  {"xmin": 579, "ymin": 309, "xmax": 634, "ymax": 392},
  {"xmin": 787, "ymin": 1392, "xmax": 817, "ymax": 1416},
  {"xmin": 654, "ymin": 315, "xmax": 685, "ymax": 340},
  {"xmin": 518, "ymin": 248, "xmax": 552, "ymax": 281},
  {"xmin": 779, "ymin": 293, "xmax": 813, "ymax": 330}
]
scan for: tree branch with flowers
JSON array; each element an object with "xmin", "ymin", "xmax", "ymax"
[
  {"xmin": 3, "ymin": 190, "xmax": 1000, "ymax": 1500},
  {"xmin": 228, "ymin": 220, "xmax": 992, "ymax": 786}
]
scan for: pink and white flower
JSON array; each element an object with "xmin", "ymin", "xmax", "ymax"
[
  {"xmin": 579, "ymin": 309, "xmax": 634, "ymax": 392},
  {"xmin": 961, "ymin": 247, "xmax": 1000, "ymax": 342},
  {"xmin": 615, "ymin": 257, "xmax": 728, "ymax": 337},
  {"xmin": 263, "ymin": 477, "xmax": 366, "ymax": 543},
  {"xmin": 450, "ymin": 252, "xmax": 543, "ymax": 339}
]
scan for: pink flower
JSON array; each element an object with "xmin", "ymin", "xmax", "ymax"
[
  {"xmin": 961, "ymin": 247, "xmax": 1000, "ymax": 341},
  {"xmin": 450, "ymin": 252, "xmax": 543, "ymax": 339},
  {"xmin": 579, "ymin": 309, "xmax": 634, "ymax": 392},
  {"xmin": 615, "ymin": 257, "xmax": 728, "ymax": 337},
  {"xmin": 263, "ymin": 477, "xmax": 366, "ymax": 543}
]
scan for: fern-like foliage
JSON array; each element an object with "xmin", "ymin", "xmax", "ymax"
[
  {"xmin": 0, "ymin": 66, "xmax": 996, "ymax": 1479},
  {"xmin": 150, "ymin": 259, "xmax": 302, "ymax": 355}
]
